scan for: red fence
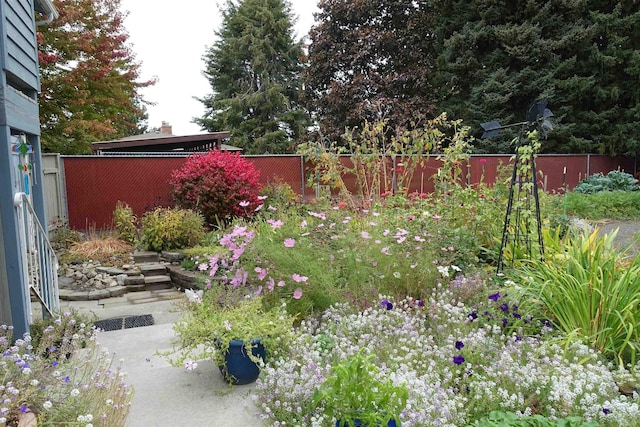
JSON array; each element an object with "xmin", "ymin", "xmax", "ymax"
[{"xmin": 62, "ymin": 154, "xmax": 636, "ymax": 230}]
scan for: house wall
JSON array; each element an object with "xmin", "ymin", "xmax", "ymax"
[
  {"xmin": 60, "ymin": 154, "xmax": 636, "ymax": 230},
  {"xmin": 0, "ymin": 202, "xmax": 10, "ymax": 327}
]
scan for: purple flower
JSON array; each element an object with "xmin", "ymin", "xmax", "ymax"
[
  {"xmin": 513, "ymin": 312, "xmax": 522, "ymax": 320},
  {"xmin": 483, "ymin": 310, "xmax": 494, "ymax": 319},
  {"xmin": 499, "ymin": 303, "xmax": 509, "ymax": 313},
  {"xmin": 453, "ymin": 355, "xmax": 465, "ymax": 365},
  {"xmin": 380, "ymin": 300, "xmax": 393, "ymax": 310},
  {"xmin": 455, "ymin": 341, "xmax": 464, "ymax": 350},
  {"xmin": 20, "ymin": 405, "xmax": 28, "ymax": 413},
  {"xmin": 603, "ymin": 408, "xmax": 611, "ymax": 415},
  {"xmin": 413, "ymin": 299, "xmax": 424, "ymax": 307},
  {"xmin": 64, "ymin": 375, "xmax": 70, "ymax": 383},
  {"xmin": 467, "ymin": 310, "xmax": 478, "ymax": 320},
  {"xmin": 488, "ymin": 292, "xmax": 501, "ymax": 301},
  {"xmin": 502, "ymin": 318, "xmax": 508, "ymax": 328}
]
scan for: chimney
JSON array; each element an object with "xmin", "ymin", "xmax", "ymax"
[{"xmin": 160, "ymin": 121, "xmax": 172, "ymax": 135}]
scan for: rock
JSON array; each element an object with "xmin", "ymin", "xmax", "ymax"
[
  {"xmin": 161, "ymin": 251, "xmax": 185, "ymax": 262},
  {"xmin": 86, "ymin": 270, "xmax": 97, "ymax": 279},
  {"xmin": 116, "ymin": 274, "xmax": 128, "ymax": 286}
]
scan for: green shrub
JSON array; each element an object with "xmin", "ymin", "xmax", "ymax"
[
  {"xmin": 468, "ymin": 411, "xmax": 597, "ymax": 427},
  {"xmin": 565, "ymin": 191, "xmax": 640, "ymax": 219},
  {"xmin": 140, "ymin": 207, "xmax": 205, "ymax": 252},
  {"xmin": 113, "ymin": 201, "xmax": 138, "ymax": 243},
  {"xmin": 515, "ymin": 229, "xmax": 640, "ymax": 366},
  {"xmin": 50, "ymin": 224, "xmax": 83, "ymax": 250},
  {"xmin": 574, "ymin": 170, "xmax": 638, "ymax": 194}
]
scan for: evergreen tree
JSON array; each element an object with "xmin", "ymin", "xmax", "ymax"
[
  {"xmin": 304, "ymin": 0, "xmax": 437, "ymax": 144},
  {"xmin": 195, "ymin": 0, "xmax": 309, "ymax": 154},
  {"xmin": 37, "ymin": 0, "xmax": 153, "ymax": 154},
  {"xmin": 434, "ymin": 0, "xmax": 640, "ymax": 155}
]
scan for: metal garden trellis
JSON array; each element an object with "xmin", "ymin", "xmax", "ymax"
[{"xmin": 481, "ymin": 102, "xmax": 554, "ymax": 273}]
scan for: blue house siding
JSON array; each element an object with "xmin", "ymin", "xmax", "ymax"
[
  {"xmin": 0, "ymin": 0, "xmax": 49, "ymax": 338},
  {"xmin": 3, "ymin": 0, "xmax": 40, "ymax": 90}
]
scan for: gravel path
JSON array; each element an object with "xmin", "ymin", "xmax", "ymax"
[{"xmin": 593, "ymin": 220, "xmax": 640, "ymax": 256}]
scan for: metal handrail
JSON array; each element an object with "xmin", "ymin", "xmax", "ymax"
[{"xmin": 13, "ymin": 192, "xmax": 59, "ymax": 319}]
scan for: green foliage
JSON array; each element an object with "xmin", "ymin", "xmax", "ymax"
[
  {"xmin": 515, "ymin": 229, "xmax": 640, "ymax": 366},
  {"xmin": 195, "ymin": 0, "xmax": 309, "ymax": 154},
  {"xmin": 468, "ymin": 411, "xmax": 597, "ymax": 427},
  {"xmin": 565, "ymin": 191, "xmax": 640, "ymax": 220},
  {"xmin": 170, "ymin": 151, "xmax": 262, "ymax": 226},
  {"xmin": 1, "ymin": 312, "xmax": 132, "ymax": 426},
  {"xmin": 50, "ymin": 224, "xmax": 83, "ymax": 250},
  {"xmin": 574, "ymin": 171, "xmax": 639, "ymax": 194},
  {"xmin": 170, "ymin": 295, "xmax": 297, "ymax": 380},
  {"xmin": 37, "ymin": 0, "xmax": 154, "ymax": 154},
  {"xmin": 140, "ymin": 207, "xmax": 205, "ymax": 252},
  {"xmin": 314, "ymin": 349, "xmax": 408, "ymax": 427},
  {"xmin": 112, "ymin": 201, "xmax": 138, "ymax": 243},
  {"xmin": 259, "ymin": 179, "xmax": 300, "ymax": 207},
  {"xmin": 435, "ymin": 1, "xmax": 640, "ymax": 155}
]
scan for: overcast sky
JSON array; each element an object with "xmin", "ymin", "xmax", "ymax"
[{"xmin": 119, "ymin": 0, "xmax": 319, "ymax": 136}]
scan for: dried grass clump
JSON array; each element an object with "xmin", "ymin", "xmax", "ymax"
[{"xmin": 67, "ymin": 236, "xmax": 134, "ymax": 264}]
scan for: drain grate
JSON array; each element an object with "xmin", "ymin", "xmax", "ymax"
[{"xmin": 94, "ymin": 314, "xmax": 154, "ymax": 332}]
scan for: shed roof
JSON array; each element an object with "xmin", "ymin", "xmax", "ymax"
[{"xmin": 91, "ymin": 131, "xmax": 240, "ymax": 153}]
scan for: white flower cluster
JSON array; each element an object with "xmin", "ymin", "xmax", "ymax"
[{"xmin": 255, "ymin": 291, "xmax": 640, "ymax": 426}]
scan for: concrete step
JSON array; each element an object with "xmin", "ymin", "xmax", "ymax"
[
  {"xmin": 144, "ymin": 275, "xmax": 173, "ymax": 291},
  {"xmin": 133, "ymin": 251, "xmax": 160, "ymax": 264}
]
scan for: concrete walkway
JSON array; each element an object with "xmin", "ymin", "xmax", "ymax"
[{"xmin": 56, "ymin": 289, "xmax": 262, "ymax": 427}]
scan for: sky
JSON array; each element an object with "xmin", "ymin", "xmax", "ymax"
[{"xmin": 119, "ymin": 0, "xmax": 319, "ymax": 136}]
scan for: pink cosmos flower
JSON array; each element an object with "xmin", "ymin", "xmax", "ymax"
[
  {"xmin": 254, "ymin": 267, "xmax": 268, "ymax": 280},
  {"xmin": 291, "ymin": 274, "xmax": 308, "ymax": 283},
  {"xmin": 254, "ymin": 204, "xmax": 263, "ymax": 212},
  {"xmin": 255, "ymin": 286, "xmax": 263, "ymax": 296},
  {"xmin": 239, "ymin": 200, "xmax": 250, "ymax": 207},
  {"xmin": 433, "ymin": 214, "xmax": 441, "ymax": 220},
  {"xmin": 293, "ymin": 288, "xmax": 303, "ymax": 299},
  {"xmin": 267, "ymin": 219, "xmax": 284, "ymax": 229},
  {"xmin": 284, "ymin": 238, "xmax": 295, "ymax": 248},
  {"xmin": 361, "ymin": 231, "xmax": 372, "ymax": 239},
  {"xmin": 268, "ymin": 205, "xmax": 277, "ymax": 211},
  {"xmin": 184, "ymin": 360, "xmax": 198, "ymax": 371},
  {"xmin": 258, "ymin": 195, "xmax": 268, "ymax": 200},
  {"xmin": 277, "ymin": 280, "xmax": 286, "ymax": 287},
  {"xmin": 381, "ymin": 247, "xmax": 391, "ymax": 255},
  {"xmin": 267, "ymin": 277, "xmax": 275, "ymax": 291}
]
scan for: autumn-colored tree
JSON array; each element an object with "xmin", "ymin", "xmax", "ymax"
[
  {"xmin": 304, "ymin": 0, "xmax": 438, "ymax": 144},
  {"xmin": 37, "ymin": 0, "xmax": 154, "ymax": 154}
]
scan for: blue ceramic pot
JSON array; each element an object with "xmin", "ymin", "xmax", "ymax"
[{"xmin": 218, "ymin": 339, "xmax": 265, "ymax": 385}]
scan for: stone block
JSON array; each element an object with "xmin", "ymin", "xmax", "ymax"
[
  {"xmin": 161, "ymin": 251, "xmax": 185, "ymax": 262},
  {"xmin": 124, "ymin": 275, "xmax": 145, "ymax": 285},
  {"xmin": 133, "ymin": 251, "xmax": 160, "ymax": 264},
  {"xmin": 139, "ymin": 263, "xmax": 168, "ymax": 276}
]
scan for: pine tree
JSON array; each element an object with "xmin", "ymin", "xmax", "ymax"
[
  {"xmin": 304, "ymin": 0, "xmax": 437, "ymax": 144},
  {"xmin": 195, "ymin": 0, "xmax": 309, "ymax": 154},
  {"xmin": 434, "ymin": 0, "xmax": 640, "ymax": 155},
  {"xmin": 37, "ymin": 0, "xmax": 153, "ymax": 154}
]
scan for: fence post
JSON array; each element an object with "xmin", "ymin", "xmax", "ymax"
[
  {"xmin": 586, "ymin": 154, "xmax": 591, "ymax": 178},
  {"xmin": 300, "ymin": 155, "xmax": 306, "ymax": 202}
]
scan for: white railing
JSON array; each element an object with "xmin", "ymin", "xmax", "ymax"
[{"xmin": 13, "ymin": 192, "xmax": 59, "ymax": 319}]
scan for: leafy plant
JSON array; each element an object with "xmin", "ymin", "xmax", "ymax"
[
  {"xmin": 565, "ymin": 191, "xmax": 640, "ymax": 220},
  {"xmin": 50, "ymin": 223, "xmax": 83, "ymax": 250},
  {"xmin": 515, "ymin": 229, "xmax": 640, "ymax": 366},
  {"xmin": 170, "ymin": 151, "xmax": 262, "ymax": 226},
  {"xmin": 574, "ymin": 170, "xmax": 638, "ymax": 194},
  {"xmin": 314, "ymin": 349, "xmax": 408, "ymax": 427},
  {"xmin": 0, "ymin": 313, "xmax": 132, "ymax": 426},
  {"xmin": 468, "ymin": 411, "xmax": 597, "ymax": 427},
  {"xmin": 140, "ymin": 207, "xmax": 205, "ymax": 252},
  {"xmin": 112, "ymin": 201, "xmax": 138, "ymax": 243},
  {"xmin": 169, "ymin": 295, "xmax": 296, "ymax": 383}
]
